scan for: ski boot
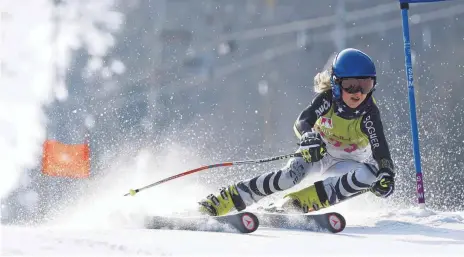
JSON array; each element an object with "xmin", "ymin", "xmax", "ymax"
[
  {"xmin": 198, "ymin": 184, "xmax": 246, "ymax": 216},
  {"xmin": 282, "ymin": 181, "xmax": 332, "ymax": 213}
]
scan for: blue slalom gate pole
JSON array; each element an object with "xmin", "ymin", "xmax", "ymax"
[
  {"xmin": 398, "ymin": 0, "xmax": 450, "ymax": 208},
  {"xmin": 399, "ymin": 2, "xmax": 425, "ymax": 208}
]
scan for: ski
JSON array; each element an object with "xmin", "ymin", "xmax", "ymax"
[
  {"xmin": 254, "ymin": 212, "xmax": 346, "ymax": 233},
  {"xmin": 144, "ymin": 211, "xmax": 259, "ymax": 234}
]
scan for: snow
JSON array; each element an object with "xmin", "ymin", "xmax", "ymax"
[
  {"xmin": 2, "ymin": 209, "xmax": 464, "ymax": 256},
  {"xmin": 1, "ymin": 0, "xmax": 123, "ymax": 198},
  {"xmin": 3, "ymin": 156, "xmax": 464, "ymax": 257},
  {"xmin": 3, "ymin": 136, "xmax": 462, "ymax": 256}
]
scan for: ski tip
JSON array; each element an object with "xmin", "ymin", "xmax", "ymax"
[
  {"xmin": 326, "ymin": 212, "xmax": 346, "ymax": 233},
  {"xmin": 238, "ymin": 212, "xmax": 260, "ymax": 233}
]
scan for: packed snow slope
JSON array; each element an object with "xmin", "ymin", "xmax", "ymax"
[{"xmin": 2, "ymin": 209, "xmax": 464, "ymax": 256}]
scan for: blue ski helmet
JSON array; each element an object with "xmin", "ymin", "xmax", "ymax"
[{"xmin": 331, "ymin": 48, "xmax": 376, "ymax": 100}]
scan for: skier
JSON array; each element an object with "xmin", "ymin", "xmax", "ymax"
[{"xmin": 199, "ymin": 48, "xmax": 395, "ymax": 216}]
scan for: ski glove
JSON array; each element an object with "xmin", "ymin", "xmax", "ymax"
[
  {"xmin": 371, "ymin": 168, "xmax": 395, "ymax": 198},
  {"xmin": 297, "ymin": 131, "xmax": 326, "ymax": 163}
]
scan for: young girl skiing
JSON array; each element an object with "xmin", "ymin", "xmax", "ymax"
[{"xmin": 199, "ymin": 48, "xmax": 395, "ymax": 216}]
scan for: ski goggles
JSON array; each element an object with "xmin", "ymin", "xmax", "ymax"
[{"xmin": 340, "ymin": 78, "xmax": 375, "ymax": 94}]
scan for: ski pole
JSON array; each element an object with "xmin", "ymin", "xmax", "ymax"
[{"xmin": 124, "ymin": 152, "xmax": 303, "ymax": 196}]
